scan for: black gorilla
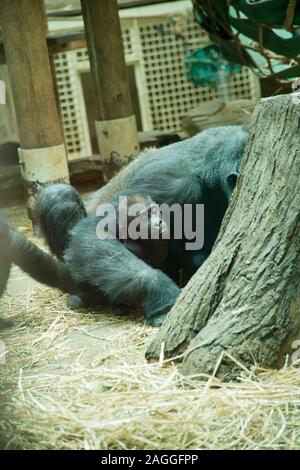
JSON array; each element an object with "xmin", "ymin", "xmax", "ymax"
[
  {"xmin": 34, "ymin": 184, "xmax": 180, "ymax": 325},
  {"xmin": 0, "ymin": 210, "xmax": 78, "ymax": 295},
  {"xmin": 0, "ymin": 212, "xmax": 11, "ymax": 298},
  {"xmin": 0, "ymin": 212, "xmax": 12, "ymax": 328},
  {"xmin": 0, "ymin": 125, "xmax": 248, "ymax": 326}
]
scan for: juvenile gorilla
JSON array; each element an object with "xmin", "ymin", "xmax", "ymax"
[
  {"xmin": 35, "ymin": 184, "xmax": 178, "ymax": 325},
  {"xmin": 114, "ymin": 193, "xmax": 169, "ymax": 269},
  {"xmin": 0, "ymin": 191, "xmax": 174, "ymax": 326},
  {"xmin": 0, "ymin": 125, "xmax": 248, "ymax": 327}
]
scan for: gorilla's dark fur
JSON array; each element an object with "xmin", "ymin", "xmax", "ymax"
[{"xmin": 0, "ymin": 125, "xmax": 248, "ymax": 327}]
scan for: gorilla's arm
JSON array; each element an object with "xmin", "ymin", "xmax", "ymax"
[
  {"xmin": 0, "ymin": 213, "xmax": 78, "ymax": 296},
  {"xmin": 0, "ymin": 212, "xmax": 11, "ymax": 298},
  {"xmin": 0, "ymin": 260, "xmax": 10, "ymax": 298},
  {"xmin": 64, "ymin": 217, "xmax": 181, "ymax": 325},
  {"xmin": 9, "ymin": 230, "xmax": 78, "ymax": 294},
  {"xmin": 0, "ymin": 212, "xmax": 14, "ymax": 327}
]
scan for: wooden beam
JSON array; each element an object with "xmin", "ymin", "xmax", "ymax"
[
  {"xmin": 81, "ymin": 0, "xmax": 139, "ymax": 179},
  {"xmin": 1, "ymin": 0, "xmax": 69, "ymax": 216},
  {"xmin": 0, "ymin": 32, "xmax": 87, "ymax": 62},
  {"xmin": 81, "ymin": 0, "xmax": 133, "ymax": 121},
  {"xmin": 46, "ymin": 1, "xmax": 168, "ymax": 17},
  {"xmin": 1, "ymin": 0, "xmax": 64, "ymax": 149},
  {"xmin": 0, "ymin": 157, "xmax": 104, "ymax": 201}
]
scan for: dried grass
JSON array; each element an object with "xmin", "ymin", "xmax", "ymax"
[
  {"xmin": 1, "ymin": 285, "xmax": 300, "ymax": 450},
  {"xmin": 0, "ymin": 205, "xmax": 300, "ymax": 450}
]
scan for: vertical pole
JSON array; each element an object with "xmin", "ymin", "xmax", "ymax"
[
  {"xmin": 81, "ymin": 0, "xmax": 139, "ymax": 180},
  {"xmin": 1, "ymin": 0, "xmax": 69, "ymax": 216}
]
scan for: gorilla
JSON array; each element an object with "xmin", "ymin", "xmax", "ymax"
[
  {"xmin": 110, "ymin": 193, "xmax": 170, "ymax": 270},
  {"xmin": 0, "ymin": 125, "xmax": 248, "ymax": 327},
  {"xmin": 0, "ymin": 209, "xmax": 80, "ymax": 328}
]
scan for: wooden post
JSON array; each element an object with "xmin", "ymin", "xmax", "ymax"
[
  {"xmin": 1, "ymin": 0, "xmax": 69, "ymax": 216},
  {"xmin": 81, "ymin": 0, "xmax": 139, "ymax": 180}
]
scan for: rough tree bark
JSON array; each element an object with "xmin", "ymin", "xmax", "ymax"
[{"xmin": 146, "ymin": 94, "xmax": 300, "ymax": 381}]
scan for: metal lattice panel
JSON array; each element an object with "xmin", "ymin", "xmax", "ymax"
[
  {"xmin": 139, "ymin": 15, "xmax": 259, "ymax": 132},
  {"xmin": 53, "ymin": 51, "xmax": 91, "ymax": 159},
  {"xmin": 53, "ymin": 8, "xmax": 260, "ymax": 159}
]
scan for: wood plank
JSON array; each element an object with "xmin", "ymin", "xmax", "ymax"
[{"xmin": 46, "ymin": 0, "xmax": 169, "ymax": 17}]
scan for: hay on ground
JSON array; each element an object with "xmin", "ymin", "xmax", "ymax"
[{"xmin": 0, "ymin": 205, "xmax": 300, "ymax": 450}]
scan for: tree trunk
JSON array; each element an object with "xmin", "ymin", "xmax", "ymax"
[{"xmin": 146, "ymin": 94, "xmax": 300, "ymax": 381}]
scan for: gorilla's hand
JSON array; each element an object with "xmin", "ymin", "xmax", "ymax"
[{"xmin": 146, "ymin": 303, "xmax": 174, "ymax": 327}]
